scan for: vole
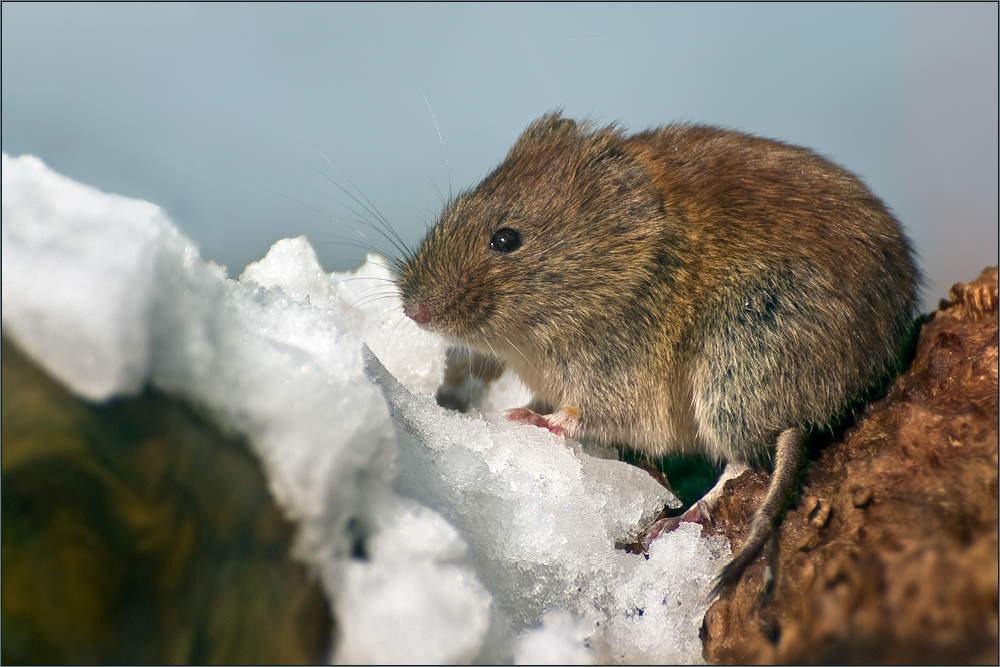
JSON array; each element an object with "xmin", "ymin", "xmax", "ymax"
[{"xmin": 395, "ymin": 112, "xmax": 920, "ymax": 592}]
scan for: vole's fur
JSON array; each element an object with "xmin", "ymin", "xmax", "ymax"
[{"xmin": 396, "ymin": 113, "xmax": 920, "ymax": 591}]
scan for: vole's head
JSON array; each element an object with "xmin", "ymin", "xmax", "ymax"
[{"xmin": 396, "ymin": 113, "xmax": 664, "ymax": 355}]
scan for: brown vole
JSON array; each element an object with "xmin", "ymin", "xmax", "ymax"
[{"xmin": 395, "ymin": 112, "xmax": 920, "ymax": 592}]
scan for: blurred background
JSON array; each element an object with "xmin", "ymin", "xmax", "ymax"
[{"xmin": 3, "ymin": 2, "xmax": 997, "ymax": 312}]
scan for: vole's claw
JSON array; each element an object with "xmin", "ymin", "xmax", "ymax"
[{"xmin": 688, "ymin": 499, "xmax": 714, "ymax": 525}]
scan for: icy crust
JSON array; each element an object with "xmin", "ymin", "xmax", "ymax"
[
  {"xmin": 366, "ymin": 348, "xmax": 729, "ymax": 663},
  {"xmin": 2, "ymin": 153, "xmax": 731, "ymax": 664}
]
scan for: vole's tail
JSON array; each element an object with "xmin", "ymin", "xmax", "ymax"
[{"xmin": 710, "ymin": 427, "xmax": 803, "ymax": 599}]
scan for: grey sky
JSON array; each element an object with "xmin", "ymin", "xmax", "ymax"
[{"xmin": 3, "ymin": 2, "xmax": 996, "ymax": 311}]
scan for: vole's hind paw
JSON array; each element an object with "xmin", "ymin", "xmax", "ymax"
[
  {"xmin": 502, "ymin": 406, "xmax": 581, "ymax": 439},
  {"xmin": 635, "ymin": 500, "xmax": 711, "ymax": 553},
  {"xmin": 628, "ymin": 462, "xmax": 747, "ymax": 554}
]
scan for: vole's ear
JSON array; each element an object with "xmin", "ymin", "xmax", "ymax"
[
  {"xmin": 580, "ymin": 134, "xmax": 648, "ymax": 197},
  {"xmin": 514, "ymin": 111, "xmax": 582, "ymax": 148},
  {"xmin": 575, "ymin": 133, "xmax": 662, "ymax": 228}
]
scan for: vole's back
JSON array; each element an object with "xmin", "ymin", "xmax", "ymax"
[{"xmin": 625, "ymin": 125, "xmax": 920, "ymax": 464}]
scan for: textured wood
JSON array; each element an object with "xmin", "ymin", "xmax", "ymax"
[{"xmin": 1, "ymin": 337, "xmax": 331, "ymax": 665}]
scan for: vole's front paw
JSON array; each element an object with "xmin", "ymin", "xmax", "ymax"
[{"xmin": 502, "ymin": 406, "xmax": 581, "ymax": 439}]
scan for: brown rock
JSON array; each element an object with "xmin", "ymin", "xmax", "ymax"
[{"xmin": 702, "ymin": 267, "xmax": 999, "ymax": 665}]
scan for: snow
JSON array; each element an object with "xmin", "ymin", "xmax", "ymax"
[{"xmin": 2, "ymin": 152, "xmax": 731, "ymax": 664}]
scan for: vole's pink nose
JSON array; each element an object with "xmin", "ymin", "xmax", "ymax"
[{"xmin": 404, "ymin": 301, "xmax": 434, "ymax": 325}]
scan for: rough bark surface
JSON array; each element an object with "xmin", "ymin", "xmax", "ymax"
[{"xmin": 702, "ymin": 266, "xmax": 999, "ymax": 665}]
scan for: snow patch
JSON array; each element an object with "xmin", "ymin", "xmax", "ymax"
[{"xmin": 2, "ymin": 152, "xmax": 730, "ymax": 664}]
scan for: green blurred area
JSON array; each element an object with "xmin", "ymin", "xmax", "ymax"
[
  {"xmin": 618, "ymin": 450, "xmax": 721, "ymax": 513},
  {"xmin": 1, "ymin": 337, "xmax": 331, "ymax": 665}
]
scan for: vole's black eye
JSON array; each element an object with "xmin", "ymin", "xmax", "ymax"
[{"xmin": 490, "ymin": 228, "xmax": 522, "ymax": 253}]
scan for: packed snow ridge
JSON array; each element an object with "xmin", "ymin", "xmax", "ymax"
[{"xmin": 2, "ymin": 153, "xmax": 731, "ymax": 664}]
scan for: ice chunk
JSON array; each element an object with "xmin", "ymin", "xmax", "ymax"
[
  {"xmin": 364, "ymin": 346, "xmax": 727, "ymax": 663},
  {"xmin": 514, "ymin": 611, "xmax": 593, "ymax": 666},
  {"xmin": 333, "ymin": 558, "xmax": 492, "ymax": 665},
  {"xmin": 240, "ymin": 236, "xmax": 336, "ymax": 305},
  {"xmin": 362, "ymin": 492, "xmax": 470, "ymax": 563},
  {"xmin": 330, "ymin": 491, "xmax": 493, "ymax": 664},
  {"xmin": 241, "ymin": 235, "xmax": 447, "ymax": 400},
  {"xmin": 600, "ymin": 522, "xmax": 729, "ymax": 663}
]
